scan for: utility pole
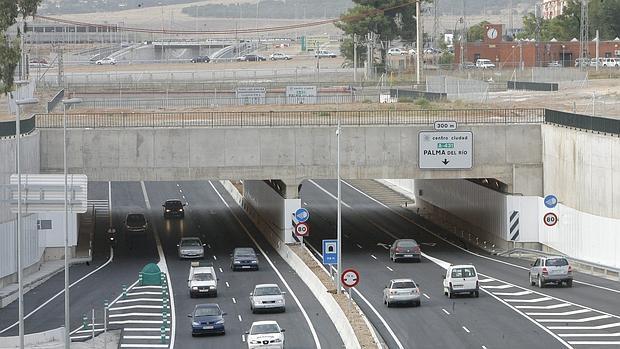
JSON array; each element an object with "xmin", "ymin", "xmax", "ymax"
[
  {"xmin": 509, "ymin": 0, "xmax": 513, "ymax": 38},
  {"xmin": 535, "ymin": 3, "xmax": 542, "ymax": 67},
  {"xmin": 432, "ymin": 0, "xmax": 438, "ymax": 49},
  {"xmin": 353, "ymin": 34, "xmax": 357, "ymax": 82},
  {"xmin": 366, "ymin": 32, "xmax": 373, "ymax": 80},
  {"xmin": 579, "ymin": 0, "xmax": 589, "ymax": 71}
]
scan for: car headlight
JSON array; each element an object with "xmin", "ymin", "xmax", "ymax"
[
  {"xmin": 192, "ymin": 286, "xmax": 198, "ymax": 290},
  {"xmin": 251, "ymin": 260, "xmax": 257, "ymax": 264},
  {"xmin": 180, "ymin": 208, "xmax": 184, "ymax": 211},
  {"xmin": 234, "ymin": 261, "xmax": 240, "ymax": 264},
  {"xmin": 192, "ymin": 321, "xmax": 199, "ymax": 326},
  {"xmin": 165, "ymin": 209, "xmax": 171, "ymax": 212},
  {"xmin": 273, "ymin": 338, "xmax": 282, "ymax": 343},
  {"xmin": 276, "ymin": 299, "xmax": 283, "ymax": 303},
  {"xmin": 215, "ymin": 319, "xmax": 224, "ymax": 324}
]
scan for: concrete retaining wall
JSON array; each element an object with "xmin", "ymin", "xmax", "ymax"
[
  {"xmin": 220, "ymin": 180, "xmax": 361, "ymax": 349},
  {"xmin": 0, "ymin": 326, "xmax": 64, "ymax": 349}
]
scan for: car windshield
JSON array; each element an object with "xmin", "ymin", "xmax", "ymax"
[
  {"xmin": 451, "ymin": 267, "xmax": 476, "ymax": 278},
  {"xmin": 235, "ymin": 249, "xmax": 256, "ymax": 257},
  {"xmin": 254, "ymin": 286, "xmax": 281, "ymax": 296},
  {"xmin": 194, "ymin": 306, "xmax": 220, "ymax": 317},
  {"xmin": 194, "ymin": 273, "xmax": 213, "ymax": 281},
  {"xmin": 182, "ymin": 239, "xmax": 202, "ymax": 247},
  {"xmin": 396, "ymin": 240, "xmax": 417, "ymax": 248},
  {"xmin": 546, "ymin": 258, "xmax": 568, "ymax": 266},
  {"xmin": 166, "ymin": 201, "xmax": 182, "ymax": 208},
  {"xmin": 251, "ymin": 323, "xmax": 280, "ymax": 335},
  {"xmin": 392, "ymin": 281, "xmax": 416, "ymax": 289},
  {"xmin": 127, "ymin": 214, "xmax": 145, "ymax": 225}
]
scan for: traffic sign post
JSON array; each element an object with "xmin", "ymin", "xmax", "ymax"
[
  {"xmin": 341, "ymin": 269, "xmax": 360, "ymax": 288},
  {"xmin": 322, "ymin": 240, "xmax": 338, "ymax": 265},
  {"xmin": 295, "ymin": 222, "xmax": 310, "ymax": 237},
  {"xmin": 543, "ymin": 212, "xmax": 558, "ymax": 227}
]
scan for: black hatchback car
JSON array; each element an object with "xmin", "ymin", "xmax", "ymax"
[
  {"xmin": 124, "ymin": 213, "xmax": 148, "ymax": 234},
  {"xmin": 163, "ymin": 199, "xmax": 185, "ymax": 218},
  {"xmin": 231, "ymin": 247, "xmax": 259, "ymax": 271},
  {"xmin": 191, "ymin": 55, "xmax": 210, "ymax": 63},
  {"xmin": 241, "ymin": 54, "xmax": 266, "ymax": 62}
]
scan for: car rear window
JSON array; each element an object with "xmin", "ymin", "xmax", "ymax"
[
  {"xmin": 392, "ymin": 281, "xmax": 416, "ymax": 289},
  {"xmin": 545, "ymin": 258, "xmax": 568, "ymax": 266},
  {"xmin": 127, "ymin": 214, "xmax": 145, "ymax": 225},
  {"xmin": 396, "ymin": 240, "xmax": 418, "ymax": 248},
  {"xmin": 194, "ymin": 273, "xmax": 213, "ymax": 281},
  {"xmin": 182, "ymin": 239, "xmax": 202, "ymax": 247},
  {"xmin": 451, "ymin": 267, "xmax": 476, "ymax": 278}
]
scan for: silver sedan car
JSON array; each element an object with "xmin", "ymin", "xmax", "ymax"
[
  {"xmin": 177, "ymin": 237, "xmax": 205, "ymax": 259},
  {"xmin": 249, "ymin": 284, "xmax": 286, "ymax": 313},
  {"xmin": 383, "ymin": 278, "xmax": 421, "ymax": 307}
]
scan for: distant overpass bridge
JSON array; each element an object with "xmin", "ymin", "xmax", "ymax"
[{"xmin": 35, "ymin": 109, "xmax": 545, "ymax": 196}]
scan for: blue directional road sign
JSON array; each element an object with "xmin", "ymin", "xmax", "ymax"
[
  {"xmin": 322, "ymin": 239, "xmax": 338, "ymax": 265},
  {"xmin": 295, "ymin": 208, "xmax": 310, "ymax": 223},
  {"xmin": 544, "ymin": 195, "xmax": 558, "ymax": 209}
]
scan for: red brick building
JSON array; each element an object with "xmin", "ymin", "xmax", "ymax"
[{"xmin": 455, "ymin": 24, "xmax": 620, "ymax": 68}]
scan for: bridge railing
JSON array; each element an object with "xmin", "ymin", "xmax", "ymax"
[
  {"xmin": 544, "ymin": 109, "xmax": 620, "ymax": 135},
  {"xmin": 35, "ymin": 109, "xmax": 545, "ymax": 129}
]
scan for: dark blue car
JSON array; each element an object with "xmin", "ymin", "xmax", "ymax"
[{"xmin": 189, "ymin": 304, "xmax": 226, "ymax": 336}]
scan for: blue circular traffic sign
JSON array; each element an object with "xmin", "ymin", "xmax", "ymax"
[
  {"xmin": 544, "ymin": 195, "xmax": 558, "ymax": 209},
  {"xmin": 295, "ymin": 208, "xmax": 310, "ymax": 223}
]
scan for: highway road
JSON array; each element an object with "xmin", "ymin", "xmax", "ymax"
[
  {"xmin": 301, "ymin": 179, "xmax": 620, "ymax": 349},
  {"xmin": 142, "ymin": 180, "xmax": 341, "ymax": 349}
]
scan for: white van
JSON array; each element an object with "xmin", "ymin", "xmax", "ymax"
[
  {"xmin": 443, "ymin": 264, "xmax": 479, "ymax": 298},
  {"xmin": 602, "ymin": 58, "xmax": 619, "ymax": 67},
  {"xmin": 475, "ymin": 59, "xmax": 495, "ymax": 69},
  {"xmin": 188, "ymin": 261, "xmax": 218, "ymax": 297}
]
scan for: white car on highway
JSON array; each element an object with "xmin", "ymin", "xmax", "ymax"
[
  {"xmin": 246, "ymin": 320, "xmax": 285, "ymax": 349},
  {"xmin": 269, "ymin": 52, "xmax": 291, "ymax": 60},
  {"xmin": 249, "ymin": 284, "xmax": 285, "ymax": 313},
  {"xmin": 96, "ymin": 57, "xmax": 116, "ymax": 65},
  {"xmin": 443, "ymin": 264, "xmax": 479, "ymax": 298},
  {"xmin": 387, "ymin": 48, "xmax": 406, "ymax": 55}
]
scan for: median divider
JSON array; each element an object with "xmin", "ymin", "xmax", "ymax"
[{"xmin": 220, "ymin": 180, "xmax": 379, "ymax": 349}]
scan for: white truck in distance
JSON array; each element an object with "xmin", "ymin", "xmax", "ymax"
[
  {"xmin": 475, "ymin": 58, "xmax": 495, "ymax": 69},
  {"xmin": 188, "ymin": 261, "xmax": 218, "ymax": 298}
]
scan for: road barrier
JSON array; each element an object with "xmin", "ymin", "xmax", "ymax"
[
  {"xmin": 389, "ymin": 88, "xmax": 447, "ymax": 101},
  {"xmin": 545, "ymin": 109, "xmax": 620, "ymax": 135},
  {"xmin": 35, "ymin": 108, "xmax": 545, "ymax": 129},
  {"xmin": 507, "ymin": 81, "xmax": 558, "ymax": 91},
  {"xmin": 0, "ymin": 115, "xmax": 36, "ymax": 138}
]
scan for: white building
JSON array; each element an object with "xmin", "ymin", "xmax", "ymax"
[{"xmin": 542, "ymin": 0, "xmax": 566, "ymax": 20}]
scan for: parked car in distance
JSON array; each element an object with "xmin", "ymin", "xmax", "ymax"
[
  {"xmin": 443, "ymin": 264, "xmax": 479, "ymax": 298},
  {"xmin": 602, "ymin": 57, "xmax": 619, "ymax": 67},
  {"xmin": 246, "ymin": 321, "xmax": 285, "ymax": 349},
  {"xmin": 188, "ymin": 261, "xmax": 218, "ymax": 297},
  {"xmin": 575, "ymin": 58, "xmax": 590, "ymax": 67},
  {"xmin": 407, "ymin": 48, "xmax": 417, "ymax": 55},
  {"xmin": 461, "ymin": 61, "xmax": 476, "ymax": 69},
  {"xmin": 177, "ymin": 237, "xmax": 205, "ymax": 259},
  {"xmin": 270, "ymin": 52, "xmax": 291, "ymax": 60},
  {"xmin": 238, "ymin": 54, "xmax": 266, "ymax": 62},
  {"xmin": 475, "ymin": 58, "xmax": 495, "ymax": 69},
  {"xmin": 529, "ymin": 256, "xmax": 573, "ymax": 288},
  {"xmin": 95, "ymin": 57, "xmax": 116, "ymax": 65},
  {"xmin": 163, "ymin": 199, "xmax": 185, "ymax": 218},
  {"xmin": 547, "ymin": 60, "xmax": 562, "ymax": 67},
  {"xmin": 387, "ymin": 48, "xmax": 406, "ymax": 55},
  {"xmin": 191, "ymin": 55, "xmax": 210, "ymax": 63},
  {"xmin": 231, "ymin": 247, "xmax": 259, "ymax": 271},
  {"xmin": 189, "ymin": 303, "xmax": 226, "ymax": 336},
  {"xmin": 383, "ymin": 278, "xmax": 421, "ymax": 307},
  {"xmin": 314, "ymin": 50, "xmax": 337, "ymax": 58},
  {"xmin": 389, "ymin": 239, "xmax": 421, "ymax": 262},
  {"xmin": 124, "ymin": 213, "xmax": 148, "ymax": 234},
  {"xmin": 250, "ymin": 284, "xmax": 286, "ymax": 313},
  {"xmin": 29, "ymin": 58, "xmax": 50, "ymax": 68}
]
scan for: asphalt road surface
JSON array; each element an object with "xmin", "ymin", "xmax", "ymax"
[{"xmin": 301, "ymin": 179, "xmax": 620, "ymax": 349}]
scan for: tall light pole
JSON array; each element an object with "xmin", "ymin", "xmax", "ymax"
[
  {"xmin": 62, "ymin": 97, "xmax": 82, "ymax": 349},
  {"xmin": 336, "ymin": 119, "xmax": 342, "ymax": 293},
  {"xmin": 415, "ymin": 0, "xmax": 422, "ymax": 84},
  {"xmin": 14, "ymin": 93, "xmax": 39, "ymax": 349}
]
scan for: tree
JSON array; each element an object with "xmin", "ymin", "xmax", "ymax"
[
  {"xmin": 1, "ymin": 0, "xmax": 43, "ymax": 94},
  {"xmin": 467, "ymin": 21, "xmax": 491, "ymax": 42},
  {"xmin": 336, "ymin": 0, "xmax": 424, "ymax": 63}
]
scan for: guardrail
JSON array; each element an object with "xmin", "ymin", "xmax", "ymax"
[
  {"xmin": 0, "ymin": 115, "xmax": 37, "ymax": 138},
  {"xmin": 545, "ymin": 109, "xmax": 620, "ymax": 135},
  {"xmin": 35, "ymin": 108, "xmax": 545, "ymax": 129},
  {"xmin": 497, "ymin": 247, "xmax": 620, "ymax": 281}
]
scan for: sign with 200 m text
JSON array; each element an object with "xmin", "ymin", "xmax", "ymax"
[{"xmin": 418, "ymin": 131, "xmax": 473, "ymax": 169}]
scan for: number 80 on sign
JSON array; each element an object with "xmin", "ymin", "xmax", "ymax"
[{"xmin": 295, "ymin": 222, "xmax": 310, "ymax": 236}]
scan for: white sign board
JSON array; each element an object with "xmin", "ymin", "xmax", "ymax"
[
  {"xmin": 286, "ymin": 86, "xmax": 317, "ymax": 104},
  {"xmin": 236, "ymin": 87, "xmax": 266, "ymax": 105},
  {"xmin": 433, "ymin": 121, "xmax": 457, "ymax": 130},
  {"xmin": 418, "ymin": 131, "xmax": 473, "ymax": 169}
]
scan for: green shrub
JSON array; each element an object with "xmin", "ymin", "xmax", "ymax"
[{"xmin": 414, "ymin": 98, "xmax": 431, "ymax": 108}]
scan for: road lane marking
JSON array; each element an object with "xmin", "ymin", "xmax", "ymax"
[
  {"xmin": 478, "ymin": 279, "xmax": 495, "ymax": 283},
  {"xmin": 423, "ymin": 293, "xmax": 430, "ymax": 299},
  {"xmin": 141, "ymin": 181, "xmax": 176, "ymax": 349},
  {"xmin": 463, "ymin": 326, "xmax": 471, "ymax": 333},
  {"xmin": 242, "ymin": 335, "xmax": 246, "ymax": 342},
  {"xmin": 559, "ymin": 333, "xmax": 620, "ymax": 337},
  {"xmin": 213, "ymin": 255, "xmax": 217, "ymax": 260},
  {"xmin": 108, "ymin": 181, "xmax": 113, "ymax": 226},
  {"xmin": 567, "ymin": 341, "xmax": 620, "ymax": 345},
  {"xmin": 109, "ymin": 313, "xmax": 164, "ymax": 318},
  {"xmin": 370, "ymin": 255, "xmax": 377, "ymax": 260},
  {"xmin": 516, "ymin": 303, "xmax": 571, "ymax": 310},
  {"xmin": 238, "ymin": 315, "xmax": 243, "ymax": 322},
  {"xmin": 232, "ymin": 297, "xmax": 237, "ymax": 304},
  {"xmin": 493, "ymin": 290, "xmax": 533, "ymax": 296},
  {"xmin": 207, "ymin": 244, "xmax": 212, "ymax": 248},
  {"xmin": 525, "ymin": 309, "xmax": 590, "ymax": 316},
  {"xmin": 209, "ymin": 181, "xmax": 322, "ymax": 349},
  {"xmin": 307, "ymin": 180, "xmax": 352, "ymax": 208},
  {"xmin": 538, "ymin": 315, "xmax": 612, "ymax": 323},
  {"xmin": 504, "ymin": 297, "xmax": 552, "ymax": 303},
  {"xmin": 442, "ymin": 309, "xmax": 450, "ymax": 315},
  {"xmin": 356, "ymin": 243, "xmax": 363, "ymax": 249},
  {"xmin": 116, "ymin": 298, "xmax": 162, "ymax": 304},
  {"xmin": 548, "ymin": 322, "xmax": 620, "ymax": 330},
  {"xmin": 386, "ymin": 266, "xmax": 394, "ymax": 272},
  {"xmin": 482, "ymin": 346, "xmax": 488, "ymax": 349},
  {"xmin": 109, "ymin": 305, "xmax": 163, "ymax": 311},
  {"xmin": 482, "ymin": 284, "xmax": 512, "ymax": 289},
  {"xmin": 219, "ymin": 267, "xmax": 223, "ymax": 273},
  {"xmin": 225, "ymin": 282, "xmax": 230, "ymax": 288}
]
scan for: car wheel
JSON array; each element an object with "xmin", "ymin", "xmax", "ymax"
[
  {"xmin": 566, "ymin": 280, "xmax": 573, "ymax": 287},
  {"xmin": 386, "ymin": 300, "xmax": 391, "ymax": 308},
  {"xmin": 529, "ymin": 273, "xmax": 535, "ymax": 286},
  {"xmin": 474, "ymin": 290, "xmax": 479, "ymax": 298},
  {"xmin": 415, "ymin": 300, "xmax": 421, "ymax": 307},
  {"xmin": 189, "ymin": 292, "xmax": 194, "ymax": 298},
  {"xmin": 212, "ymin": 291, "xmax": 218, "ymax": 297},
  {"xmin": 416, "ymin": 257, "xmax": 422, "ymax": 263},
  {"xmin": 538, "ymin": 275, "xmax": 544, "ymax": 288},
  {"xmin": 448, "ymin": 290, "xmax": 453, "ymax": 298}
]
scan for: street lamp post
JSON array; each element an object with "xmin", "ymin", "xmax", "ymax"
[
  {"xmin": 336, "ymin": 119, "xmax": 342, "ymax": 293},
  {"xmin": 62, "ymin": 98, "xmax": 82, "ymax": 349},
  {"xmin": 14, "ymin": 93, "xmax": 39, "ymax": 349},
  {"xmin": 561, "ymin": 45, "xmax": 566, "ymax": 67}
]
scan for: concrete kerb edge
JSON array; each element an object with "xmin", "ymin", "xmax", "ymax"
[
  {"xmin": 219, "ymin": 180, "xmax": 363, "ymax": 349},
  {"xmin": 0, "ymin": 326, "xmax": 65, "ymax": 348}
]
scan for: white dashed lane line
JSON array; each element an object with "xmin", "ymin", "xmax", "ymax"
[
  {"xmin": 238, "ymin": 315, "xmax": 243, "ymax": 322},
  {"xmin": 442, "ymin": 309, "xmax": 450, "ymax": 315},
  {"xmin": 462, "ymin": 326, "xmax": 471, "ymax": 333},
  {"xmin": 356, "ymin": 244, "xmax": 363, "ymax": 249},
  {"xmin": 423, "ymin": 293, "xmax": 430, "ymax": 299},
  {"xmin": 225, "ymin": 282, "xmax": 230, "ymax": 288},
  {"xmin": 370, "ymin": 255, "xmax": 377, "ymax": 260},
  {"xmin": 385, "ymin": 266, "xmax": 394, "ymax": 272},
  {"xmin": 232, "ymin": 297, "xmax": 237, "ymax": 304}
]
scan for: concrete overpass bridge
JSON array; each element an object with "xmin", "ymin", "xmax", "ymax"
[{"xmin": 35, "ymin": 109, "xmax": 545, "ymax": 197}]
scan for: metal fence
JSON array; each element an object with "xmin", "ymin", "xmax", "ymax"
[
  {"xmin": 545, "ymin": 109, "xmax": 620, "ymax": 135},
  {"xmin": 0, "ymin": 115, "xmax": 37, "ymax": 138},
  {"xmin": 426, "ymin": 76, "xmax": 489, "ymax": 103},
  {"xmin": 35, "ymin": 109, "xmax": 545, "ymax": 129}
]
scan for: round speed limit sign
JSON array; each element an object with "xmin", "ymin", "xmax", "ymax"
[
  {"xmin": 543, "ymin": 212, "xmax": 558, "ymax": 227},
  {"xmin": 295, "ymin": 222, "xmax": 310, "ymax": 237}
]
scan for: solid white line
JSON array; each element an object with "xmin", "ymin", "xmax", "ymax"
[
  {"xmin": 504, "ymin": 297, "xmax": 552, "ymax": 303},
  {"xmin": 226, "ymin": 282, "xmax": 230, "ymax": 288},
  {"xmin": 124, "ymin": 328, "xmax": 167, "ymax": 332},
  {"xmin": 482, "ymin": 284, "xmax": 513, "ymax": 289},
  {"xmin": 109, "ymin": 305, "xmax": 163, "ymax": 311},
  {"xmin": 109, "ymin": 313, "xmax": 163, "ymax": 318},
  {"xmin": 351, "ymin": 287, "xmax": 405, "ymax": 349},
  {"xmin": 370, "ymin": 255, "xmax": 377, "ymax": 260},
  {"xmin": 120, "ymin": 345, "xmax": 168, "ymax": 348},
  {"xmin": 386, "ymin": 266, "xmax": 394, "ymax": 272},
  {"xmin": 141, "ymin": 181, "xmax": 175, "ymax": 349},
  {"xmin": 462, "ymin": 326, "xmax": 471, "ymax": 333},
  {"xmin": 559, "ymin": 333, "xmax": 620, "ymax": 338},
  {"xmin": 0, "ymin": 247, "xmax": 115, "ymax": 334},
  {"xmin": 442, "ymin": 309, "xmax": 450, "ymax": 315},
  {"xmin": 125, "ymin": 292, "xmax": 162, "ymax": 296},
  {"xmin": 516, "ymin": 303, "xmax": 572, "ymax": 310},
  {"xmin": 548, "ymin": 322, "xmax": 620, "ymax": 330},
  {"xmin": 423, "ymin": 293, "xmax": 430, "ymax": 299},
  {"xmin": 124, "ymin": 335, "xmax": 169, "ymax": 340},
  {"xmin": 307, "ymin": 180, "xmax": 352, "ymax": 208},
  {"xmin": 116, "ymin": 298, "xmax": 162, "ymax": 304},
  {"xmin": 493, "ymin": 290, "xmax": 533, "ymax": 296},
  {"xmin": 232, "ymin": 297, "xmax": 237, "ymax": 304},
  {"xmin": 132, "ymin": 286, "xmax": 162, "ymax": 290},
  {"xmin": 238, "ymin": 315, "xmax": 243, "ymax": 322},
  {"xmin": 526, "ymin": 309, "xmax": 590, "ymax": 316},
  {"xmin": 109, "ymin": 320, "xmax": 162, "ymax": 325},
  {"xmin": 567, "ymin": 341, "xmax": 620, "ymax": 345},
  {"xmin": 537, "ymin": 315, "xmax": 612, "ymax": 323},
  {"xmin": 209, "ymin": 181, "xmax": 322, "ymax": 349},
  {"xmin": 478, "ymin": 279, "xmax": 495, "ymax": 283},
  {"xmin": 242, "ymin": 334, "xmax": 246, "ymax": 342},
  {"xmin": 108, "ymin": 181, "xmax": 113, "ymax": 222}
]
